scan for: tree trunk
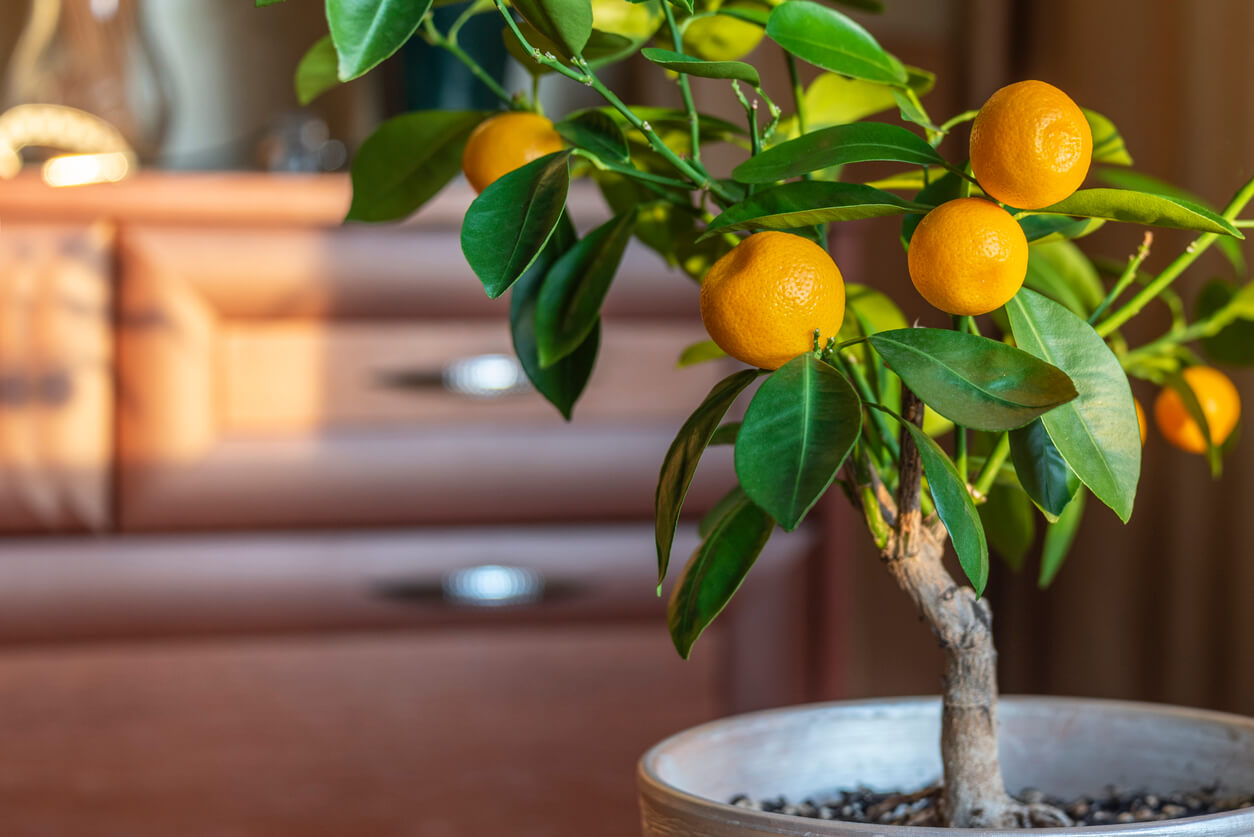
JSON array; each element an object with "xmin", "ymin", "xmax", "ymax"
[{"xmin": 872, "ymin": 391, "xmax": 1069, "ymax": 828}]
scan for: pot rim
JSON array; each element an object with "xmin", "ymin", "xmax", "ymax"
[{"xmin": 637, "ymin": 695, "xmax": 1254, "ymax": 836}]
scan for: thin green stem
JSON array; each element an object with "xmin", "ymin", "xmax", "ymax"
[
  {"xmin": 938, "ymin": 109, "xmax": 979, "ymax": 133},
  {"xmin": 661, "ymin": 1, "xmax": 703, "ymax": 168},
  {"xmin": 952, "ymin": 315, "xmax": 968, "ymax": 483},
  {"xmin": 972, "ymin": 432, "xmax": 1009, "ymax": 499},
  {"xmin": 1094, "ymin": 175, "xmax": 1254, "ymax": 337},
  {"xmin": 842, "ymin": 354, "xmax": 900, "ymax": 464},
  {"xmin": 1233, "ymin": 219, "xmax": 1254, "ymax": 228},
  {"xmin": 785, "ymin": 53, "xmax": 806, "ymax": 135},
  {"xmin": 1088, "ymin": 231, "xmax": 1153, "ymax": 325},
  {"xmin": 424, "ymin": 17, "xmax": 513, "ymax": 105}
]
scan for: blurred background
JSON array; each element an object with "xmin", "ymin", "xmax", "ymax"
[{"xmin": 0, "ymin": 0, "xmax": 1250, "ymax": 834}]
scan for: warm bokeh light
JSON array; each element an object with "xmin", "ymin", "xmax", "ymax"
[{"xmin": 41, "ymin": 151, "xmax": 133, "ymax": 187}]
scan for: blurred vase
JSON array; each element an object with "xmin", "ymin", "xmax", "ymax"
[{"xmin": 2, "ymin": 0, "xmax": 170, "ymax": 168}]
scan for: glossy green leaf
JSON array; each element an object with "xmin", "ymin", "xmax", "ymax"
[
  {"xmin": 706, "ymin": 181, "xmax": 928, "ymax": 236},
  {"xmin": 640, "ymin": 47, "xmax": 760, "ymax": 85},
  {"xmin": 327, "ymin": 0, "xmax": 431, "ymax": 81},
  {"xmin": 1197, "ymin": 279, "xmax": 1254, "ymax": 366},
  {"xmin": 346, "ymin": 110, "xmax": 487, "ymax": 223},
  {"xmin": 1018, "ymin": 214, "xmax": 1106, "ymax": 244},
  {"xmin": 900, "ymin": 167, "xmax": 963, "ymax": 246},
  {"xmin": 1039, "ymin": 489, "xmax": 1086, "ymax": 588},
  {"xmin": 773, "ymin": 68, "xmax": 934, "ymax": 139},
  {"xmin": 732, "ymin": 123, "xmax": 944, "ymax": 185},
  {"xmin": 1009, "ymin": 418, "xmax": 1080, "ymax": 520},
  {"xmin": 868, "ymin": 328, "xmax": 1077, "ymax": 432},
  {"xmin": 668, "ymin": 492, "xmax": 773, "ymax": 658},
  {"xmin": 979, "ymin": 482, "xmax": 1036, "ymax": 571},
  {"xmin": 535, "ymin": 213, "xmax": 634, "ymax": 367},
  {"xmin": 295, "ymin": 35, "xmax": 340, "ymax": 105},
  {"xmin": 678, "ymin": 339, "xmax": 728, "ymax": 367},
  {"xmin": 513, "ymin": 0, "xmax": 593, "ymax": 57},
  {"xmin": 555, "ymin": 110, "xmax": 629, "ymax": 164},
  {"xmin": 735, "ymin": 355, "xmax": 861, "ymax": 531},
  {"xmin": 462, "ymin": 150, "xmax": 572, "ymax": 299},
  {"xmin": 1082, "ymin": 108, "xmax": 1132, "ymax": 166},
  {"xmin": 509, "ymin": 218, "xmax": 599, "ymax": 419},
  {"xmin": 1029, "ymin": 189, "xmax": 1243, "ymax": 239},
  {"xmin": 504, "ymin": 24, "xmax": 636, "ymax": 74},
  {"xmin": 656, "ymin": 369, "xmax": 761, "ymax": 584},
  {"xmin": 891, "ymin": 415, "xmax": 988, "ymax": 594},
  {"xmin": 1006, "ymin": 288, "xmax": 1140, "ymax": 522},
  {"xmin": 1024, "ymin": 239, "xmax": 1106, "ymax": 317},
  {"xmin": 698, "ymin": 485, "xmax": 748, "ymax": 538},
  {"xmin": 709, "ymin": 422, "xmax": 740, "ymax": 446},
  {"xmin": 765, "ymin": 0, "xmax": 906, "ymax": 86}
]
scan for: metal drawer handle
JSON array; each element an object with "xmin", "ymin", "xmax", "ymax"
[
  {"xmin": 376, "ymin": 354, "xmax": 530, "ymax": 399},
  {"xmin": 442, "ymin": 565, "xmax": 545, "ymax": 607}
]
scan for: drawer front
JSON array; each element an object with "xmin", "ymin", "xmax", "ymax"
[{"xmin": 117, "ymin": 226, "xmax": 735, "ymax": 530}]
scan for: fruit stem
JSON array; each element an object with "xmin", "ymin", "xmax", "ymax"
[
  {"xmin": 785, "ymin": 53, "xmax": 806, "ymax": 135},
  {"xmin": 661, "ymin": 0, "xmax": 704, "ymax": 169},
  {"xmin": 1088, "ymin": 231, "xmax": 1152, "ymax": 325},
  {"xmin": 1095, "ymin": 174, "xmax": 1254, "ymax": 337},
  {"xmin": 971, "ymin": 432, "xmax": 1009, "ymax": 500},
  {"xmin": 952, "ymin": 316, "xmax": 969, "ymax": 483},
  {"xmin": 422, "ymin": 17, "xmax": 514, "ymax": 106},
  {"xmin": 839, "ymin": 353, "xmax": 900, "ymax": 465}
]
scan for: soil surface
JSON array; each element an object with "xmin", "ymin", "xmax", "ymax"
[{"xmin": 731, "ymin": 785, "xmax": 1254, "ymax": 827}]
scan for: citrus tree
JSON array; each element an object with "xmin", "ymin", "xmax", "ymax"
[{"xmin": 270, "ymin": 0, "xmax": 1252, "ymax": 827}]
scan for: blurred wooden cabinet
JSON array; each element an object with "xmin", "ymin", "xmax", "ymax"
[{"xmin": 0, "ymin": 174, "xmax": 823, "ymax": 836}]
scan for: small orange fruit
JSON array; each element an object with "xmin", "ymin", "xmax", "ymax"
[
  {"xmin": 461, "ymin": 112, "xmax": 564, "ymax": 193},
  {"xmin": 1134, "ymin": 397, "xmax": 1147, "ymax": 446},
  {"xmin": 907, "ymin": 197, "xmax": 1029, "ymax": 316},
  {"xmin": 969, "ymin": 80, "xmax": 1092, "ymax": 210},
  {"xmin": 699, "ymin": 231, "xmax": 845, "ymax": 370},
  {"xmin": 1153, "ymin": 367, "xmax": 1241, "ymax": 454}
]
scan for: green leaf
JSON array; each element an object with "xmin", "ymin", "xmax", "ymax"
[
  {"xmin": 1082, "ymin": 108, "xmax": 1132, "ymax": 166},
  {"xmin": 346, "ymin": 110, "xmax": 487, "ymax": 223},
  {"xmin": 1029, "ymin": 189, "xmax": 1244, "ymax": 239},
  {"xmin": 1009, "ymin": 418, "xmax": 1080, "ymax": 520},
  {"xmin": 295, "ymin": 35, "xmax": 340, "ymax": 105},
  {"xmin": 775, "ymin": 68, "xmax": 934, "ymax": 138},
  {"xmin": 656, "ymin": 370, "xmax": 761, "ymax": 585},
  {"xmin": 1039, "ymin": 489, "xmax": 1086, "ymax": 587},
  {"xmin": 505, "ymin": 24, "xmax": 636, "ymax": 75},
  {"xmin": 257, "ymin": 0, "xmax": 287, "ymax": 7},
  {"xmin": 668, "ymin": 493, "xmax": 774, "ymax": 658},
  {"xmin": 1018, "ymin": 214, "xmax": 1107, "ymax": 244},
  {"xmin": 509, "ymin": 218, "xmax": 598, "ymax": 419},
  {"xmin": 979, "ymin": 482, "xmax": 1036, "ymax": 571},
  {"xmin": 734, "ymin": 355, "xmax": 861, "ymax": 531},
  {"xmin": 326, "ymin": 0, "xmax": 431, "ymax": 81},
  {"xmin": 664, "ymin": 0, "xmax": 694, "ymax": 13},
  {"xmin": 709, "ymin": 422, "xmax": 740, "ymax": 446},
  {"xmin": 462, "ymin": 150, "xmax": 572, "ymax": 299},
  {"xmin": 697, "ymin": 485, "xmax": 746, "ymax": 539},
  {"xmin": 1006, "ymin": 288, "xmax": 1141, "ymax": 522},
  {"xmin": 765, "ymin": 0, "xmax": 907, "ymax": 86},
  {"xmin": 1024, "ymin": 239, "xmax": 1106, "ymax": 317},
  {"xmin": 640, "ymin": 47, "xmax": 760, "ymax": 85},
  {"xmin": 1197, "ymin": 279, "xmax": 1254, "ymax": 366},
  {"xmin": 594, "ymin": 106, "xmax": 747, "ymax": 143},
  {"xmin": 512, "ymin": 0, "xmax": 593, "ymax": 58},
  {"xmin": 868, "ymin": 328, "xmax": 1078, "ymax": 432},
  {"xmin": 889, "ymin": 414, "xmax": 988, "ymax": 594},
  {"xmin": 678, "ymin": 339, "xmax": 728, "ymax": 367},
  {"xmin": 706, "ymin": 181, "xmax": 928, "ymax": 236},
  {"xmin": 900, "ymin": 167, "xmax": 963, "ymax": 246},
  {"xmin": 732, "ymin": 123, "xmax": 944, "ymax": 185},
  {"xmin": 536, "ymin": 212, "xmax": 634, "ymax": 367},
  {"xmin": 554, "ymin": 110, "xmax": 629, "ymax": 164}
]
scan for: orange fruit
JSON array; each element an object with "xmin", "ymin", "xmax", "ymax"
[
  {"xmin": 906, "ymin": 197, "xmax": 1029, "ymax": 316},
  {"xmin": 1134, "ymin": 397, "xmax": 1147, "ymax": 446},
  {"xmin": 969, "ymin": 80, "xmax": 1092, "ymax": 210},
  {"xmin": 699, "ymin": 231, "xmax": 845, "ymax": 370},
  {"xmin": 1153, "ymin": 367, "xmax": 1241, "ymax": 454},
  {"xmin": 461, "ymin": 112, "xmax": 564, "ymax": 194}
]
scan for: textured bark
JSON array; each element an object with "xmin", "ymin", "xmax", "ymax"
[{"xmin": 864, "ymin": 390, "xmax": 1069, "ymax": 828}]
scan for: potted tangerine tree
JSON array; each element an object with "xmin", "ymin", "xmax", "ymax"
[{"xmin": 270, "ymin": 0, "xmax": 1254, "ymax": 831}]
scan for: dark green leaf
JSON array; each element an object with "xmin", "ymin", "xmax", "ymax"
[
  {"xmin": 554, "ymin": 110, "xmax": 629, "ymax": 164},
  {"xmin": 347, "ymin": 110, "xmax": 487, "ymax": 223},
  {"xmin": 979, "ymin": 482, "xmax": 1036, "ymax": 571},
  {"xmin": 678, "ymin": 340, "xmax": 727, "ymax": 367},
  {"xmin": 536, "ymin": 212, "xmax": 635, "ymax": 367},
  {"xmin": 1197, "ymin": 279, "xmax": 1254, "ymax": 366},
  {"xmin": 698, "ymin": 485, "xmax": 747, "ymax": 538},
  {"xmin": 1029, "ymin": 189, "xmax": 1243, "ymax": 239},
  {"xmin": 656, "ymin": 370, "xmax": 761, "ymax": 584},
  {"xmin": 505, "ymin": 24, "xmax": 636, "ymax": 74},
  {"xmin": 327, "ymin": 0, "xmax": 431, "ymax": 81},
  {"xmin": 735, "ymin": 355, "xmax": 861, "ymax": 531},
  {"xmin": 668, "ymin": 493, "xmax": 773, "ymax": 658},
  {"xmin": 1082, "ymin": 108, "xmax": 1132, "ymax": 166},
  {"xmin": 868, "ymin": 328, "xmax": 1077, "ymax": 432},
  {"xmin": 1018, "ymin": 214, "xmax": 1106, "ymax": 244},
  {"xmin": 295, "ymin": 35, "xmax": 340, "ymax": 105},
  {"xmin": 765, "ymin": 0, "xmax": 906, "ymax": 86},
  {"xmin": 900, "ymin": 167, "xmax": 963, "ymax": 246},
  {"xmin": 1009, "ymin": 418, "xmax": 1080, "ymax": 520},
  {"xmin": 512, "ymin": 0, "xmax": 593, "ymax": 57},
  {"xmin": 640, "ymin": 47, "xmax": 760, "ymax": 85},
  {"xmin": 831, "ymin": 0, "xmax": 883, "ymax": 10},
  {"xmin": 462, "ymin": 150, "xmax": 572, "ymax": 299},
  {"xmin": 1006, "ymin": 288, "xmax": 1141, "ymax": 522},
  {"xmin": 706, "ymin": 181, "xmax": 928, "ymax": 236},
  {"xmin": 1039, "ymin": 489, "xmax": 1086, "ymax": 588},
  {"xmin": 710, "ymin": 422, "xmax": 740, "ymax": 446},
  {"xmin": 731, "ymin": 122, "xmax": 944, "ymax": 185},
  {"xmin": 509, "ymin": 217, "xmax": 598, "ymax": 419},
  {"xmin": 257, "ymin": 0, "xmax": 287, "ymax": 6},
  {"xmin": 1023, "ymin": 240, "xmax": 1106, "ymax": 317}
]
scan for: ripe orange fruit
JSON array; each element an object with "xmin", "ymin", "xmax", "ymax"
[
  {"xmin": 906, "ymin": 197, "xmax": 1029, "ymax": 316},
  {"xmin": 1134, "ymin": 397, "xmax": 1147, "ymax": 446},
  {"xmin": 1153, "ymin": 367, "xmax": 1241, "ymax": 454},
  {"xmin": 699, "ymin": 231, "xmax": 845, "ymax": 370},
  {"xmin": 461, "ymin": 112, "xmax": 564, "ymax": 194},
  {"xmin": 969, "ymin": 80, "xmax": 1092, "ymax": 210}
]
